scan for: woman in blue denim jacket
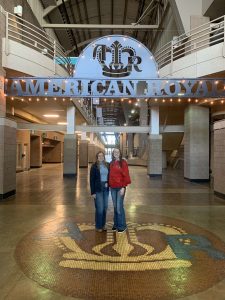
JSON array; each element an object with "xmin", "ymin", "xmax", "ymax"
[{"xmin": 90, "ymin": 151, "xmax": 109, "ymax": 232}]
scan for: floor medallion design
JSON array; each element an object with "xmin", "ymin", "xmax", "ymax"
[{"xmin": 15, "ymin": 214, "xmax": 225, "ymax": 299}]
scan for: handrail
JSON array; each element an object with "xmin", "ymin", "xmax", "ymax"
[
  {"xmin": 154, "ymin": 15, "xmax": 225, "ymax": 70},
  {"xmin": 1, "ymin": 8, "xmax": 72, "ymax": 75}
]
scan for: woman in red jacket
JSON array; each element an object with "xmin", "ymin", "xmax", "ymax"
[{"xmin": 109, "ymin": 148, "xmax": 131, "ymax": 233}]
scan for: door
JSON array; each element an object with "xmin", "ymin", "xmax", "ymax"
[
  {"xmin": 23, "ymin": 144, "xmax": 29, "ymax": 170},
  {"xmin": 16, "ymin": 143, "xmax": 22, "ymax": 170}
]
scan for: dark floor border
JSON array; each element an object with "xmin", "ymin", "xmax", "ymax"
[
  {"xmin": 63, "ymin": 174, "xmax": 77, "ymax": 178},
  {"xmin": 184, "ymin": 177, "xmax": 210, "ymax": 183},
  {"xmin": 30, "ymin": 166, "xmax": 42, "ymax": 168},
  {"xmin": 148, "ymin": 174, "xmax": 162, "ymax": 178},
  {"xmin": 214, "ymin": 191, "xmax": 225, "ymax": 200},
  {"xmin": 0, "ymin": 189, "xmax": 16, "ymax": 200}
]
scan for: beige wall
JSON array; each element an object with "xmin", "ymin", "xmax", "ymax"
[
  {"xmin": 30, "ymin": 134, "xmax": 42, "ymax": 167},
  {"xmin": 16, "ymin": 130, "xmax": 30, "ymax": 171},
  {"xmin": 0, "ymin": 119, "xmax": 16, "ymax": 198},
  {"xmin": 16, "ymin": 130, "xmax": 65, "ymax": 169},
  {"xmin": 213, "ymin": 121, "xmax": 225, "ymax": 197}
]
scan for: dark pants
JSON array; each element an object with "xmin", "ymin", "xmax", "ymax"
[
  {"xmin": 95, "ymin": 182, "xmax": 109, "ymax": 229},
  {"xmin": 111, "ymin": 188, "xmax": 127, "ymax": 231}
]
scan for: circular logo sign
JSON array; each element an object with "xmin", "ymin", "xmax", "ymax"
[
  {"xmin": 15, "ymin": 214, "xmax": 225, "ymax": 299},
  {"xmin": 74, "ymin": 35, "xmax": 158, "ymax": 79}
]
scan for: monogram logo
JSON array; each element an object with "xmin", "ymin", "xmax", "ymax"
[
  {"xmin": 93, "ymin": 41, "xmax": 142, "ymax": 77},
  {"xmin": 55, "ymin": 222, "xmax": 192, "ymax": 271},
  {"xmin": 15, "ymin": 216, "xmax": 225, "ymax": 299}
]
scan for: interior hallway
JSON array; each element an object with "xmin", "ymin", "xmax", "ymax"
[{"xmin": 0, "ymin": 164, "xmax": 225, "ymax": 300}]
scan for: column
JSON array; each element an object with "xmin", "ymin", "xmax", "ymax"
[
  {"xmin": 0, "ymin": 70, "xmax": 17, "ymax": 199},
  {"xmin": 119, "ymin": 133, "xmax": 123, "ymax": 152},
  {"xmin": 79, "ymin": 127, "xmax": 89, "ymax": 168},
  {"xmin": 147, "ymin": 106, "xmax": 162, "ymax": 176},
  {"xmin": 138, "ymin": 100, "xmax": 148, "ymax": 158},
  {"xmin": 122, "ymin": 133, "xmax": 127, "ymax": 157},
  {"xmin": 184, "ymin": 105, "xmax": 209, "ymax": 181},
  {"xmin": 88, "ymin": 132, "xmax": 95, "ymax": 163},
  {"xmin": 213, "ymin": 120, "xmax": 225, "ymax": 199},
  {"xmin": 63, "ymin": 106, "xmax": 77, "ymax": 176},
  {"xmin": 127, "ymin": 133, "xmax": 134, "ymax": 158}
]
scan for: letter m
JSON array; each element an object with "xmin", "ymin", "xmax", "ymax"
[{"xmin": 25, "ymin": 80, "xmax": 44, "ymax": 96}]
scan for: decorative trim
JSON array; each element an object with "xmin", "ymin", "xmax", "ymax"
[
  {"xmin": 184, "ymin": 177, "xmax": 210, "ymax": 182},
  {"xmin": 0, "ymin": 189, "xmax": 16, "ymax": 200},
  {"xmin": 214, "ymin": 191, "xmax": 225, "ymax": 200},
  {"xmin": 63, "ymin": 174, "xmax": 77, "ymax": 177},
  {"xmin": 0, "ymin": 117, "xmax": 17, "ymax": 128},
  {"xmin": 213, "ymin": 120, "xmax": 225, "ymax": 130}
]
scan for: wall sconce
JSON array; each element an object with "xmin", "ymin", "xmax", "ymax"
[{"xmin": 14, "ymin": 5, "xmax": 23, "ymax": 17}]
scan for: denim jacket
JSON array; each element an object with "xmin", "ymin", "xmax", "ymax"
[{"xmin": 90, "ymin": 162, "xmax": 109, "ymax": 195}]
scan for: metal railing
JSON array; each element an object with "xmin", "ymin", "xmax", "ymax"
[
  {"xmin": 1, "ymin": 8, "xmax": 71, "ymax": 75},
  {"xmin": 154, "ymin": 15, "xmax": 225, "ymax": 70}
]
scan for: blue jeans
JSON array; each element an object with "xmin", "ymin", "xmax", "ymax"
[
  {"xmin": 111, "ymin": 188, "xmax": 127, "ymax": 231},
  {"xmin": 95, "ymin": 182, "xmax": 109, "ymax": 229}
]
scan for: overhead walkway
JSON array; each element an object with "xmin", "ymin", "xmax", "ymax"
[
  {"xmin": 155, "ymin": 15, "xmax": 225, "ymax": 78},
  {"xmin": 1, "ymin": 7, "xmax": 70, "ymax": 77}
]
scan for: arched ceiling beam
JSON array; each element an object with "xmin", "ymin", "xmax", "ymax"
[
  {"xmin": 42, "ymin": 24, "xmax": 159, "ymax": 29},
  {"xmin": 65, "ymin": 37, "xmax": 96, "ymax": 55},
  {"xmin": 43, "ymin": 0, "xmax": 70, "ymax": 18}
]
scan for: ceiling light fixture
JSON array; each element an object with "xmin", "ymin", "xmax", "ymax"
[
  {"xmin": 43, "ymin": 114, "xmax": 59, "ymax": 118},
  {"xmin": 57, "ymin": 122, "xmax": 67, "ymax": 125}
]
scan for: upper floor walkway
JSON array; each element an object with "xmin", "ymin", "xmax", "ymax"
[
  {"xmin": 155, "ymin": 15, "xmax": 225, "ymax": 78},
  {"xmin": 0, "ymin": 6, "xmax": 70, "ymax": 77},
  {"xmin": 2, "ymin": 6, "xmax": 225, "ymax": 81}
]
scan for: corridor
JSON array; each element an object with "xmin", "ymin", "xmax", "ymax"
[{"xmin": 0, "ymin": 164, "xmax": 225, "ymax": 299}]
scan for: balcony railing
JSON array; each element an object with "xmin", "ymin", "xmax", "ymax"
[
  {"xmin": 1, "ymin": 7, "xmax": 71, "ymax": 75},
  {"xmin": 154, "ymin": 15, "xmax": 225, "ymax": 70}
]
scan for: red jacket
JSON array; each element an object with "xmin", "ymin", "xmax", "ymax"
[{"xmin": 109, "ymin": 159, "xmax": 131, "ymax": 188}]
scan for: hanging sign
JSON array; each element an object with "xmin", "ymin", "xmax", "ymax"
[
  {"xmin": 4, "ymin": 35, "xmax": 225, "ymax": 99},
  {"xmin": 5, "ymin": 78, "xmax": 225, "ymax": 98}
]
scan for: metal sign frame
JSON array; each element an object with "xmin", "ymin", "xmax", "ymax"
[{"xmin": 5, "ymin": 77, "xmax": 225, "ymax": 98}]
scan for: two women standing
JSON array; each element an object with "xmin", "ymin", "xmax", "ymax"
[
  {"xmin": 90, "ymin": 151, "xmax": 109, "ymax": 232},
  {"xmin": 90, "ymin": 149, "xmax": 131, "ymax": 233}
]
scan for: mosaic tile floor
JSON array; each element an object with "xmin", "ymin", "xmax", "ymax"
[{"xmin": 1, "ymin": 164, "xmax": 225, "ymax": 300}]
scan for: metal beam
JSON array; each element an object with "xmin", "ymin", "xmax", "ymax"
[
  {"xmin": 43, "ymin": 0, "xmax": 70, "ymax": 18},
  {"xmin": 17, "ymin": 123, "xmax": 184, "ymax": 133},
  {"xmin": 42, "ymin": 24, "xmax": 159, "ymax": 29},
  {"xmin": 75, "ymin": 0, "xmax": 87, "ymax": 41},
  {"xmin": 122, "ymin": 0, "xmax": 128, "ymax": 35},
  {"xmin": 111, "ymin": 0, "xmax": 114, "ymax": 35},
  {"xmin": 83, "ymin": 0, "xmax": 92, "ymax": 39},
  {"xmin": 97, "ymin": 0, "xmax": 102, "ymax": 36}
]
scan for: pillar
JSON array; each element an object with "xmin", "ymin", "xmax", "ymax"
[
  {"xmin": 139, "ymin": 100, "xmax": 148, "ymax": 158},
  {"xmin": 79, "ymin": 130, "xmax": 89, "ymax": 168},
  {"xmin": 127, "ymin": 133, "xmax": 134, "ymax": 158},
  {"xmin": 162, "ymin": 151, "xmax": 167, "ymax": 169},
  {"xmin": 184, "ymin": 105, "xmax": 209, "ymax": 181},
  {"xmin": 119, "ymin": 133, "xmax": 123, "ymax": 152},
  {"xmin": 213, "ymin": 120, "xmax": 225, "ymax": 199},
  {"xmin": 147, "ymin": 106, "xmax": 162, "ymax": 176},
  {"xmin": 63, "ymin": 106, "xmax": 77, "ymax": 176},
  {"xmin": 0, "ymin": 71, "xmax": 17, "ymax": 199},
  {"xmin": 122, "ymin": 133, "xmax": 127, "ymax": 157},
  {"xmin": 88, "ymin": 132, "xmax": 95, "ymax": 163}
]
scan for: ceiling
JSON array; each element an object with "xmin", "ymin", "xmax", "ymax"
[
  {"xmin": 41, "ymin": 0, "xmax": 169, "ymax": 56},
  {"xmin": 38, "ymin": 0, "xmax": 169, "ymax": 126}
]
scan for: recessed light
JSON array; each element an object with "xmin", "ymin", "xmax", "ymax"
[
  {"xmin": 43, "ymin": 114, "xmax": 59, "ymax": 118},
  {"xmin": 57, "ymin": 122, "xmax": 67, "ymax": 125}
]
